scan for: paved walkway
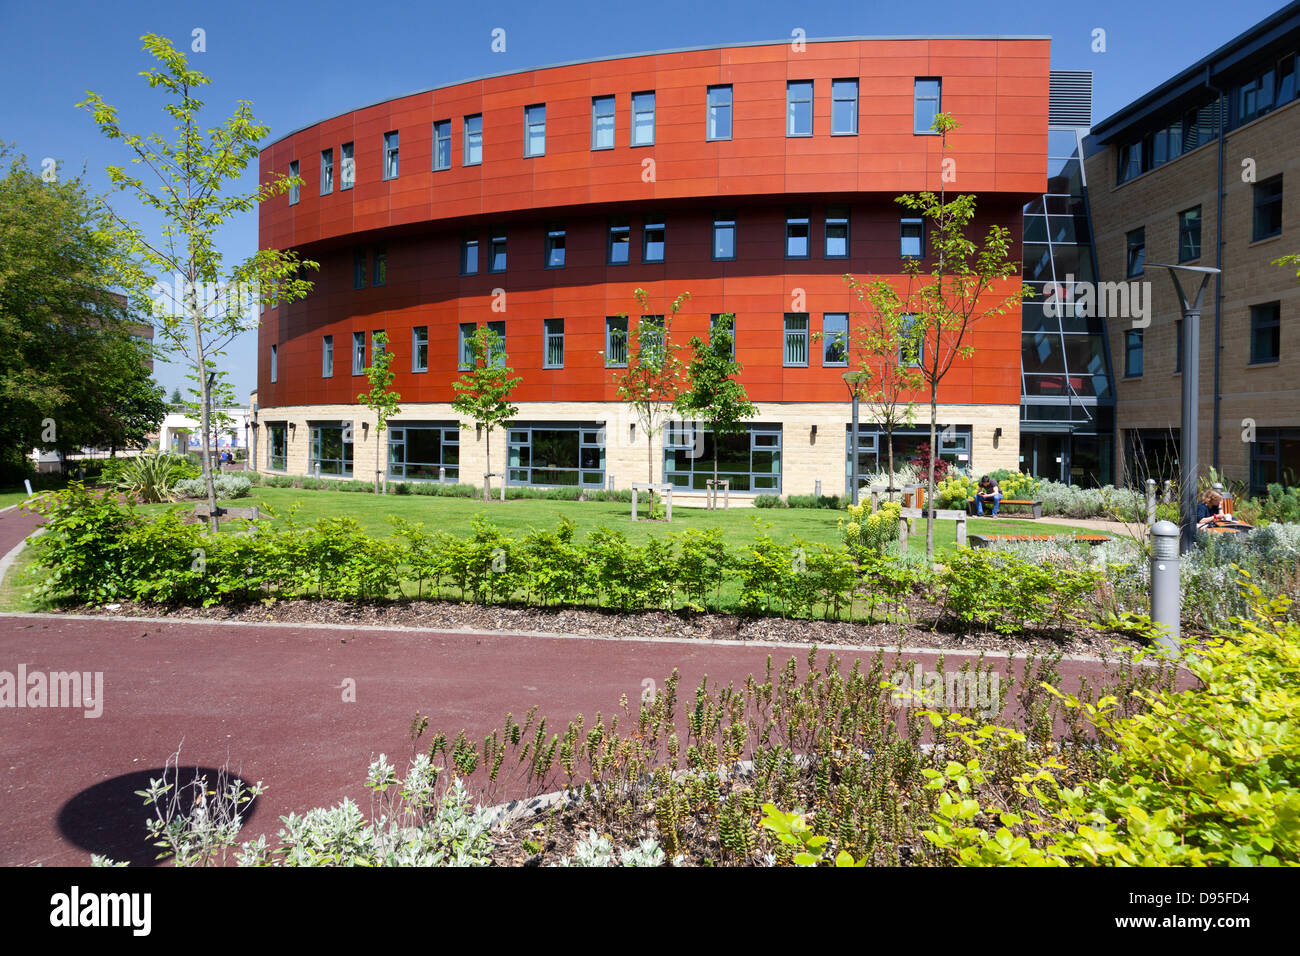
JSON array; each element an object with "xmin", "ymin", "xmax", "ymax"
[{"xmin": 0, "ymin": 611, "xmax": 1162, "ymax": 866}]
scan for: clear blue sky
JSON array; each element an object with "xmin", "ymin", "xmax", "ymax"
[{"xmin": 1, "ymin": 0, "xmax": 1285, "ymax": 399}]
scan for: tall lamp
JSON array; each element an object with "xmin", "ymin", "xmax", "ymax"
[{"xmin": 1146, "ymin": 263, "xmax": 1221, "ymax": 554}]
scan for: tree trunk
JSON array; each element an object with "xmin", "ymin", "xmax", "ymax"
[
  {"xmin": 713, "ymin": 440, "xmax": 720, "ymax": 511},
  {"xmin": 927, "ymin": 385, "xmax": 938, "ymax": 562},
  {"xmin": 646, "ymin": 413, "xmax": 655, "ymax": 515},
  {"xmin": 483, "ymin": 428, "xmax": 491, "ymax": 502},
  {"xmin": 886, "ymin": 426, "xmax": 895, "ymax": 503},
  {"xmin": 375, "ymin": 421, "xmax": 382, "ymax": 494},
  {"xmin": 191, "ymin": 295, "xmax": 218, "ymax": 533}
]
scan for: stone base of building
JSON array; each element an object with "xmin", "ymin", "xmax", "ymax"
[{"xmin": 248, "ymin": 401, "xmax": 1022, "ymax": 498}]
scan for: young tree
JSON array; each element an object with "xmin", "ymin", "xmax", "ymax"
[
  {"xmin": 840, "ymin": 275, "xmax": 925, "ymax": 501},
  {"xmin": 675, "ymin": 313, "xmax": 756, "ymax": 507},
  {"xmin": 358, "ymin": 330, "xmax": 401, "ymax": 493},
  {"xmin": 79, "ymin": 34, "xmax": 315, "ymax": 528},
  {"xmin": 451, "ymin": 325, "xmax": 520, "ymax": 501},
  {"xmin": 883, "ymin": 113, "xmax": 1027, "ymax": 559},
  {"xmin": 611, "ymin": 288, "xmax": 690, "ymax": 509}
]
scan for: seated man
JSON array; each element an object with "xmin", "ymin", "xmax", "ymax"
[{"xmin": 974, "ymin": 475, "xmax": 1002, "ymax": 516}]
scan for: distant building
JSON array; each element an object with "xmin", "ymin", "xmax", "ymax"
[
  {"xmin": 159, "ymin": 409, "xmax": 252, "ymax": 456},
  {"xmin": 1085, "ymin": 2, "xmax": 1300, "ymax": 493}
]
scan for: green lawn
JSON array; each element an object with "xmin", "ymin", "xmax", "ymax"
[
  {"xmin": 141, "ymin": 486, "xmax": 1088, "ymax": 555},
  {"xmin": 0, "ymin": 491, "xmax": 33, "ymax": 510}
]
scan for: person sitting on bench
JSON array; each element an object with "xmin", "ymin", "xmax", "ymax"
[
  {"xmin": 974, "ymin": 475, "xmax": 1002, "ymax": 516},
  {"xmin": 1197, "ymin": 489, "xmax": 1225, "ymax": 525}
]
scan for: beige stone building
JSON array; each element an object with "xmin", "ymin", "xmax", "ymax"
[{"xmin": 1085, "ymin": 4, "xmax": 1300, "ymax": 493}]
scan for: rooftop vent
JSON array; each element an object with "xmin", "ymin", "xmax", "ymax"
[{"xmin": 1049, "ymin": 71, "xmax": 1093, "ymax": 127}]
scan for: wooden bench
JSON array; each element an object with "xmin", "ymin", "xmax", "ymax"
[
  {"xmin": 193, "ymin": 504, "xmax": 261, "ymax": 531},
  {"xmin": 969, "ymin": 533, "xmax": 1110, "ymax": 548},
  {"xmin": 968, "ymin": 497, "xmax": 1043, "ymax": 519}
]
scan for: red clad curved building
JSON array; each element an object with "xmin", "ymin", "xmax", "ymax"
[{"xmin": 254, "ymin": 36, "xmax": 1047, "ymax": 495}]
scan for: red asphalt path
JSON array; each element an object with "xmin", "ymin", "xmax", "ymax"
[{"xmin": 0, "ymin": 610, "xmax": 1159, "ymax": 866}]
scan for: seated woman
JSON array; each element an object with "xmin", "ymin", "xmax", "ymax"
[
  {"xmin": 1197, "ymin": 490, "xmax": 1225, "ymax": 525},
  {"xmin": 974, "ymin": 475, "xmax": 1002, "ymax": 516}
]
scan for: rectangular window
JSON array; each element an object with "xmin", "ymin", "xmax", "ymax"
[
  {"xmin": 1126, "ymin": 227, "xmax": 1146, "ymax": 277},
  {"xmin": 488, "ymin": 231, "xmax": 507, "ymax": 272},
  {"xmin": 372, "ymin": 245, "xmax": 386, "ymax": 286},
  {"xmin": 412, "ymin": 326, "xmax": 428, "ymax": 373},
  {"xmin": 914, "ymin": 78, "xmax": 942, "ymax": 133},
  {"xmin": 785, "ymin": 209, "xmax": 810, "ymax": 259},
  {"xmin": 310, "ymin": 423, "xmax": 354, "ymax": 477},
  {"xmin": 591, "ymin": 95, "xmax": 615, "ymax": 150},
  {"xmin": 822, "ymin": 313, "xmax": 848, "ymax": 366},
  {"xmin": 783, "ymin": 313, "xmax": 809, "ymax": 366},
  {"xmin": 707, "ymin": 85, "xmax": 732, "ymax": 141},
  {"xmin": 487, "ymin": 320, "xmax": 506, "ymax": 367},
  {"xmin": 631, "ymin": 91, "xmax": 655, "ymax": 146},
  {"xmin": 507, "ymin": 424, "xmax": 606, "ymax": 488},
  {"xmin": 1178, "ymin": 207, "xmax": 1202, "ymax": 261},
  {"xmin": 461, "ymin": 236, "xmax": 479, "ymax": 276},
  {"xmin": 524, "ymin": 104, "xmax": 546, "ymax": 158},
  {"xmin": 642, "ymin": 218, "xmax": 665, "ymax": 263},
  {"xmin": 320, "ymin": 149, "xmax": 334, "ymax": 195},
  {"xmin": 545, "ymin": 224, "xmax": 566, "ymax": 268},
  {"xmin": 383, "ymin": 131, "xmax": 399, "ymax": 180},
  {"xmin": 353, "ymin": 248, "xmax": 367, "ymax": 289},
  {"xmin": 270, "ymin": 343, "xmax": 278, "ymax": 382},
  {"xmin": 786, "ymin": 80, "xmax": 813, "ymax": 136},
  {"xmin": 288, "ymin": 160, "xmax": 299, "ymax": 205},
  {"xmin": 831, "ymin": 79, "xmax": 859, "ymax": 135},
  {"xmin": 458, "ymin": 322, "xmax": 475, "ymax": 369},
  {"xmin": 665, "ymin": 423, "xmax": 782, "ymax": 492},
  {"xmin": 433, "ymin": 120, "xmax": 452, "ymax": 170},
  {"xmin": 1253, "ymin": 175, "xmax": 1283, "ymax": 240},
  {"xmin": 899, "ymin": 314, "xmax": 923, "ymax": 367},
  {"xmin": 605, "ymin": 316, "xmax": 628, "ymax": 367},
  {"xmin": 710, "ymin": 313, "xmax": 737, "ymax": 358},
  {"xmin": 825, "ymin": 206, "xmax": 849, "ymax": 258},
  {"xmin": 638, "ymin": 315, "xmax": 665, "ymax": 365},
  {"xmin": 372, "ymin": 329, "xmax": 385, "ymax": 358},
  {"xmin": 389, "ymin": 424, "xmax": 460, "ymax": 482},
  {"xmin": 352, "ymin": 331, "xmax": 366, "ymax": 374},
  {"xmin": 608, "ymin": 219, "xmax": 630, "ymax": 265},
  {"xmin": 341, "ymin": 142, "xmax": 354, "ymax": 190},
  {"xmin": 1250, "ymin": 302, "xmax": 1281, "ymax": 364},
  {"xmin": 901, "ymin": 217, "xmax": 924, "ymax": 258},
  {"xmin": 543, "ymin": 318, "xmax": 564, "ymax": 368},
  {"xmin": 267, "ymin": 423, "xmax": 287, "ymax": 471},
  {"xmin": 464, "ymin": 114, "xmax": 483, "ymax": 166},
  {"xmin": 713, "ymin": 212, "xmax": 736, "ymax": 260},
  {"xmin": 322, "ymin": 335, "xmax": 334, "ymax": 377},
  {"xmin": 1125, "ymin": 329, "xmax": 1144, "ymax": 377}
]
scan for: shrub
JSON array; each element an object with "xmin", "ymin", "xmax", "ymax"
[
  {"xmin": 113, "ymin": 455, "xmax": 195, "ymax": 503},
  {"xmin": 752, "ymin": 494, "xmax": 786, "ymax": 508},
  {"xmin": 840, "ymin": 501, "xmax": 902, "ymax": 558},
  {"xmin": 1257, "ymin": 484, "xmax": 1300, "ymax": 524},
  {"xmin": 922, "ymin": 585, "xmax": 1300, "ymax": 865},
  {"xmin": 785, "ymin": 494, "xmax": 843, "ymax": 509},
  {"xmin": 935, "ymin": 548, "xmax": 1100, "ymax": 634},
  {"xmin": 173, "ymin": 475, "xmax": 252, "ymax": 499}
]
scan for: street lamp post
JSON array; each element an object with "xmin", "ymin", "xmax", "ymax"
[
  {"xmin": 1147, "ymin": 263, "xmax": 1221, "ymax": 554},
  {"xmin": 842, "ymin": 370, "xmax": 869, "ymax": 506}
]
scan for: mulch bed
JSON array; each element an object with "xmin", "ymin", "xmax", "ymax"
[{"xmin": 65, "ymin": 595, "xmax": 1147, "ymax": 657}]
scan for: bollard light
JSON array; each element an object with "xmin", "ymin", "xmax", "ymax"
[
  {"xmin": 1145, "ymin": 477, "xmax": 1157, "ymax": 527},
  {"xmin": 1149, "ymin": 520, "xmax": 1181, "ymax": 654}
]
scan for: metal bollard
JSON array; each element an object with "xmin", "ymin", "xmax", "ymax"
[
  {"xmin": 1149, "ymin": 520, "xmax": 1181, "ymax": 654},
  {"xmin": 815, "ymin": 479, "xmax": 822, "ymax": 497},
  {"xmin": 1145, "ymin": 478, "xmax": 1157, "ymax": 526}
]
